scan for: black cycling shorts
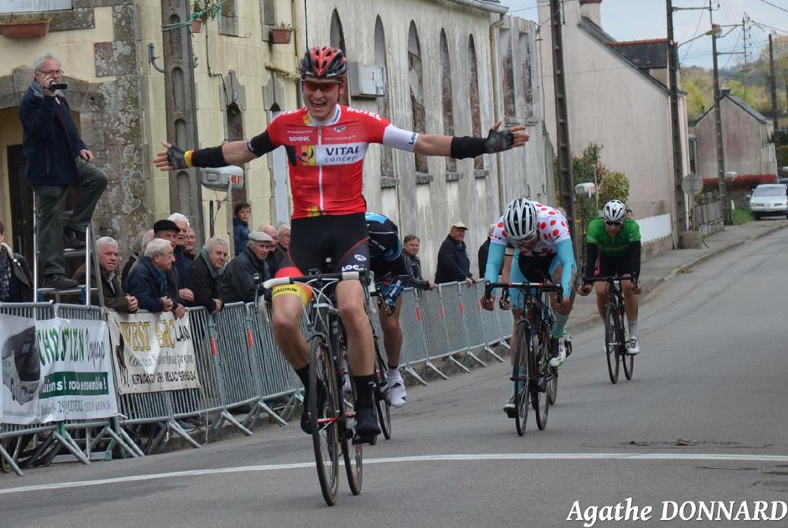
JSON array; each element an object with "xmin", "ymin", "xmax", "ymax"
[
  {"xmin": 277, "ymin": 213, "xmax": 370, "ymax": 276},
  {"xmin": 596, "ymin": 252, "xmax": 638, "ymax": 278},
  {"xmin": 516, "ymin": 253, "xmax": 555, "ymax": 282}
]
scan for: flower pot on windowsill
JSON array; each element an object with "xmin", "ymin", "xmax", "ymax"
[
  {"xmin": 191, "ymin": 18, "xmax": 203, "ymax": 33},
  {"xmin": 270, "ymin": 27, "xmax": 292, "ymax": 45},
  {"xmin": 0, "ymin": 19, "xmax": 50, "ymax": 39}
]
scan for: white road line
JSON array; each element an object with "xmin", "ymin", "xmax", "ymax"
[{"xmin": 2, "ymin": 452, "xmax": 787, "ymax": 495}]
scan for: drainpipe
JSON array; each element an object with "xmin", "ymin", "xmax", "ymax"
[{"xmin": 490, "ymin": 14, "xmax": 506, "ymax": 211}]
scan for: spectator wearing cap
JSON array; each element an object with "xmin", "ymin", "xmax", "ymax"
[
  {"xmin": 186, "ymin": 237, "xmax": 228, "ymax": 314},
  {"xmin": 218, "ymin": 230, "xmax": 276, "ymax": 303},
  {"xmin": 125, "ymin": 238, "xmax": 185, "ymax": 318},
  {"xmin": 0, "ymin": 220, "xmax": 33, "ymax": 302},
  {"xmin": 74, "ymin": 237, "xmax": 138, "ymax": 313},
  {"xmin": 233, "ymin": 202, "xmax": 251, "ymax": 256},
  {"xmin": 152, "ymin": 218, "xmax": 194, "ymax": 305},
  {"xmin": 477, "ymin": 223, "xmax": 495, "ymax": 279},
  {"xmin": 258, "ymin": 223, "xmax": 282, "ymax": 272},
  {"xmin": 435, "ymin": 221, "xmax": 476, "ymax": 287}
]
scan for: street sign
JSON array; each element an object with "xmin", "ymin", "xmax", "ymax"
[{"xmin": 682, "ymin": 172, "xmax": 703, "ymax": 196}]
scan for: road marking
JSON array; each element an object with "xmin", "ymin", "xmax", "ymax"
[{"xmin": 2, "ymin": 452, "xmax": 787, "ymax": 495}]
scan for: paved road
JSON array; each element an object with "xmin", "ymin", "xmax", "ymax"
[{"xmin": 2, "ymin": 228, "xmax": 788, "ymax": 527}]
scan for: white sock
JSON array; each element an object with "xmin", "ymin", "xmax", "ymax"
[
  {"xmin": 386, "ymin": 367, "xmax": 400, "ymax": 380},
  {"xmin": 629, "ymin": 319, "xmax": 638, "ymax": 338}
]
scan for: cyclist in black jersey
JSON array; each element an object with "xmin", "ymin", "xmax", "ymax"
[{"xmin": 366, "ymin": 212, "xmax": 431, "ymax": 407}]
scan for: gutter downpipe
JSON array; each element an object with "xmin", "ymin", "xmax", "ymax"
[{"xmin": 490, "ymin": 13, "xmax": 507, "ymax": 211}]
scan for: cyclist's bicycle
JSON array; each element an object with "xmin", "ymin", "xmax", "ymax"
[
  {"xmin": 484, "ymin": 280, "xmax": 563, "ymax": 436},
  {"xmin": 584, "ymin": 276, "xmax": 635, "ymax": 384},
  {"xmin": 264, "ymin": 269, "xmax": 377, "ymax": 506}
]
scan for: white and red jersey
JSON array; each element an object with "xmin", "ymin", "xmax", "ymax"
[
  {"xmin": 259, "ymin": 105, "xmax": 417, "ymax": 219},
  {"xmin": 490, "ymin": 203, "xmax": 571, "ymax": 257}
]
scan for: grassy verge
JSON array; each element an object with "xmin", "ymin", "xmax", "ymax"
[{"xmin": 731, "ymin": 209, "xmax": 754, "ymax": 225}]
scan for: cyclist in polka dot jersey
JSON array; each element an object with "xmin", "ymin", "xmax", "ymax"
[
  {"xmin": 482, "ymin": 198, "xmax": 577, "ymax": 418},
  {"xmin": 482, "ymin": 198, "xmax": 577, "ymax": 417}
]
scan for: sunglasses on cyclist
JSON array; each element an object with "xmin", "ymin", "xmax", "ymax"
[
  {"xmin": 605, "ymin": 220, "xmax": 622, "ymax": 227},
  {"xmin": 301, "ymin": 80, "xmax": 340, "ymax": 94}
]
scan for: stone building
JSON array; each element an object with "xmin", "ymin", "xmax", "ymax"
[{"xmin": 0, "ymin": 0, "xmax": 553, "ymax": 281}]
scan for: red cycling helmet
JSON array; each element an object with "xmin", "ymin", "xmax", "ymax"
[{"xmin": 299, "ymin": 46, "xmax": 348, "ymax": 80}]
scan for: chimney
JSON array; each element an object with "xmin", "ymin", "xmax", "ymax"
[{"xmin": 579, "ymin": 0, "xmax": 602, "ymax": 27}]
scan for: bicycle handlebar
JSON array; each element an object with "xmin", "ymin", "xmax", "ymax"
[
  {"xmin": 484, "ymin": 281, "xmax": 564, "ymax": 304},
  {"xmin": 583, "ymin": 275, "xmax": 639, "ymax": 287},
  {"xmin": 263, "ymin": 270, "xmax": 364, "ymax": 290}
]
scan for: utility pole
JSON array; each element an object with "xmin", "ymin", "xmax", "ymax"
[
  {"xmin": 666, "ymin": 0, "xmax": 687, "ymax": 237},
  {"xmin": 161, "ymin": 0, "xmax": 204, "ymax": 239},
  {"xmin": 549, "ymin": 0, "xmax": 576, "ymax": 247},
  {"xmin": 742, "ymin": 13, "xmax": 749, "ymax": 101},
  {"xmin": 710, "ymin": 3, "xmax": 730, "ymax": 224},
  {"xmin": 770, "ymin": 33, "xmax": 780, "ymax": 153}
]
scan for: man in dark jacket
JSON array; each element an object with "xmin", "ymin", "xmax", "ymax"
[
  {"xmin": 435, "ymin": 222, "xmax": 476, "ymax": 286},
  {"xmin": 73, "ymin": 237, "xmax": 138, "ymax": 313},
  {"xmin": 152, "ymin": 219, "xmax": 194, "ymax": 305},
  {"xmin": 218, "ymin": 231, "xmax": 275, "ymax": 303},
  {"xmin": 19, "ymin": 53, "xmax": 108, "ymax": 290},
  {"xmin": 125, "ymin": 238, "xmax": 185, "ymax": 317},
  {"xmin": 186, "ymin": 237, "xmax": 228, "ymax": 314},
  {"xmin": 0, "ymin": 221, "xmax": 33, "ymax": 302}
]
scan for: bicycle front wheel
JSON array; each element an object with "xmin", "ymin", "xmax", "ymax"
[
  {"xmin": 605, "ymin": 304, "xmax": 620, "ymax": 384},
  {"xmin": 309, "ymin": 337, "xmax": 341, "ymax": 506},
  {"xmin": 513, "ymin": 323, "xmax": 530, "ymax": 436},
  {"xmin": 532, "ymin": 332, "xmax": 550, "ymax": 430},
  {"xmin": 621, "ymin": 313, "xmax": 634, "ymax": 380}
]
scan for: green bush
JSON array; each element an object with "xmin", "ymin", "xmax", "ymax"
[
  {"xmin": 599, "ymin": 171, "xmax": 630, "ymax": 204},
  {"xmin": 730, "ymin": 209, "xmax": 753, "ymax": 225}
]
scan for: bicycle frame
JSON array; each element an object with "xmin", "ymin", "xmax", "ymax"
[{"xmin": 584, "ymin": 276, "xmax": 635, "ymax": 383}]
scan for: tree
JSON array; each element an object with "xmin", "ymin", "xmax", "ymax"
[
  {"xmin": 754, "ymin": 34, "xmax": 788, "ymax": 118},
  {"xmin": 599, "ymin": 172, "xmax": 630, "ymax": 205}
]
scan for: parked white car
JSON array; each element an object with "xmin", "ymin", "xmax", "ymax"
[{"xmin": 749, "ymin": 184, "xmax": 788, "ymax": 220}]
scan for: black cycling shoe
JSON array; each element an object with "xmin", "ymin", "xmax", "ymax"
[
  {"xmin": 353, "ymin": 407, "xmax": 381, "ymax": 440},
  {"xmin": 300, "ymin": 383, "xmax": 326, "ymax": 435}
]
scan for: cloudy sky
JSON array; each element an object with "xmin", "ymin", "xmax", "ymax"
[{"xmin": 498, "ymin": 0, "xmax": 788, "ymax": 69}]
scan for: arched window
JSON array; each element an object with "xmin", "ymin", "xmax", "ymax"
[
  {"xmin": 440, "ymin": 30, "xmax": 457, "ymax": 174},
  {"xmin": 331, "ymin": 10, "xmax": 350, "ymax": 106},
  {"xmin": 468, "ymin": 35, "xmax": 484, "ymax": 170},
  {"xmin": 375, "ymin": 17, "xmax": 395, "ymax": 181},
  {"xmin": 408, "ymin": 22, "xmax": 428, "ymax": 174},
  {"xmin": 499, "ymin": 28, "xmax": 516, "ymax": 118}
]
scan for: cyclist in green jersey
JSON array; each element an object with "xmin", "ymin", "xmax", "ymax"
[{"xmin": 578, "ymin": 200, "xmax": 643, "ymax": 354}]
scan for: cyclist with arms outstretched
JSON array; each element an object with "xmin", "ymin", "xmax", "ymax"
[
  {"xmin": 577, "ymin": 199, "xmax": 642, "ymax": 354},
  {"xmin": 481, "ymin": 198, "xmax": 577, "ymax": 418},
  {"xmin": 154, "ymin": 46, "xmax": 528, "ymax": 440}
]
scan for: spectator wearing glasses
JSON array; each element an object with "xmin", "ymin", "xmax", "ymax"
[
  {"xmin": 19, "ymin": 53, "xmax": 108, "ymax": 290},
  {"xmin": 578, "ymin": 199, "xmax": 643, "ymax": 354}
]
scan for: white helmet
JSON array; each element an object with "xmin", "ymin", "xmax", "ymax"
[
  {"xmin": 603, "ymin": 200, "xmax": 627, "ymax": 223},
  {"xmin": 503, "ymin": 198, "xmax": 538, "ymax": 241}
]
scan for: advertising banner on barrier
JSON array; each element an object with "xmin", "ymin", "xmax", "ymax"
[
  {"xmin": 107, "ymin": 311, "xmax": 201, "ymax": 394},
  {"xmin": 1, "ymin": 314, "xmax": 118, "ymax": 425}
]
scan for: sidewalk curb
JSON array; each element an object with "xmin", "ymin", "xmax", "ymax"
[{"xmin": 569, "ymin": 222, "xmax": 787, "ymax": 337}]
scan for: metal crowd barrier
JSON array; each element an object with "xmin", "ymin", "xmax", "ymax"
[{"xmin": 1, "ymin": 278, "xmax": 516, "ymax": 477}]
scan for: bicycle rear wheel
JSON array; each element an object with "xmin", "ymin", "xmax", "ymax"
[
  {"xmin": 605, "ymin": 304, "xmax": 620, "ymax": 384},
  {"xmin": 373, "ymin": 339, "xmax": 392, "ymax": 440},
  {"xmin": 340, "ymin": 376, "xmax": 363, "ymax": 496},
  {"xmin": 309, "ymin": 337, "xmax": 340, "ymax": 506},
  {"xmin": 621, "ymin": 313, "xmax": 634, "ymax": 380},
  {"xmin": 532, "ymin": 332, "xmax": 550, "ymax": 430},
  {"xmin": 512, "ymin": 323, "xmax": 530, "ymax": 436}
]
